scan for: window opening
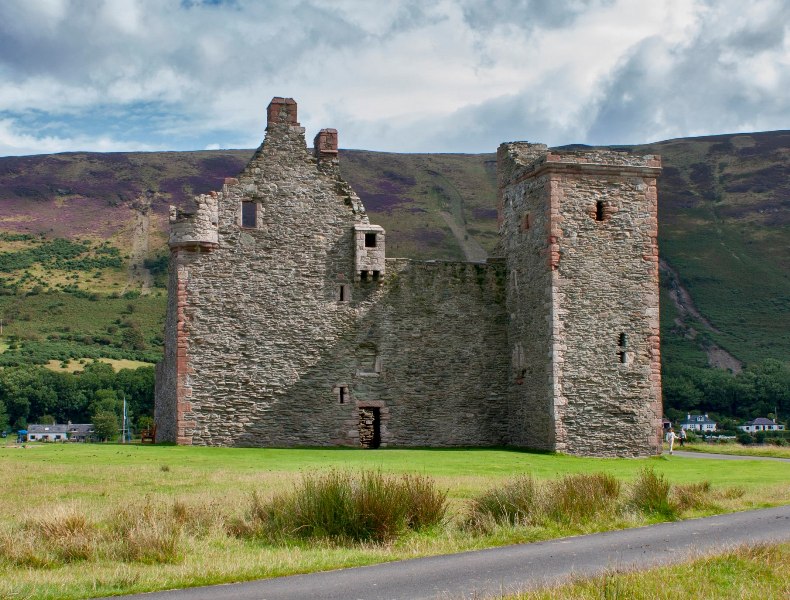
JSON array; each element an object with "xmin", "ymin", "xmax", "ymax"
[
  {"xmin": 365, "ymin": 233, "xmax": 377, "ymax": 248},
  {"xmin": 595, "ymin": 200, "xmax": 604, "ymax": 222},
  {"xmin": 618, "ymin": 332, "xmax": 628, "ymax": 364},
  {"xmin": 241, "ymin": 201, "xmax": 256, "ymax": 228},
  {"xmin": 338, "ymin": 284, "xmax": 349, "ymax": 302},
  {"xmin": 372, "ymin": 270, "xmax": 380, "ymax": 281},
  {"xmin": 521, "ymin": 213, "xmax": 531, "ymax": 231},
  {"xmin": 360, "ymin": 270, "xmax": 369, "ymax": 282},
  {"xmin": 338, "ymin": 386, "xmax": 348, "ymax": 404}
]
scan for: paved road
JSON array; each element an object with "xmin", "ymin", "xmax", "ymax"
[
  {"xmin": 669, "ymin": 450, "xmax": 790, "ymax": 462},
  {"xmin": 103, "ymin": 505, "xmax": 790, "ymax": 600}
]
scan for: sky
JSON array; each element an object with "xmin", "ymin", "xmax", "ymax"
[{"xmin": 0, "ymin": 0, "xmax": 788, "ymax": 156}]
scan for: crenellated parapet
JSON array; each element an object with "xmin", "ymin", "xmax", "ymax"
[{"xmin": 168, "ymin": 192, "xmax": 219, "ymax": 250}]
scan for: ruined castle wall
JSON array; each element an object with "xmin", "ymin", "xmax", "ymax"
[
  {"xmin": 160, "ymin": 104, "xmax": 510, "ymax": 447},
  {"xmin": 551, "ymin": 164, "xmax": 662, "ymax": 456},
  {"xmin": 497, "ymin": 164, "xmax": 556, "ymax": 450}
]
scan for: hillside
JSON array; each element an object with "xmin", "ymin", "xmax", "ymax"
[{"xmin": 0, "ymin": 131, "xmax": 788, "ymax": 422}]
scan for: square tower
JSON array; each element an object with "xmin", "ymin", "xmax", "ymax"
[{"xmin": 498, "ymin": 143, "xmax": 663, "ymax": 457}]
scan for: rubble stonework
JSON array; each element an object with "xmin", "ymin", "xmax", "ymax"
[{"xmin": 155, "ymin": 97, "xmax": 663, "ymax": 457}]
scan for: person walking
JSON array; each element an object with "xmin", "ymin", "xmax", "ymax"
[
  {"xmin": 666, "ymin": 428, "xmax": 677, "ymax": 455},
  {"xmin": 679, "ymin": 428, "xmax": 687, "ymax": 447}
]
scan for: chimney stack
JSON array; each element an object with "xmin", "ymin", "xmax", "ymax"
[
  {"xmin": 313, "ymin": 128, "xmax": 338, "ymax": 160},
  {"xmin": 267, "ymin": 97, "xmax": 298, "ymax": 127}
]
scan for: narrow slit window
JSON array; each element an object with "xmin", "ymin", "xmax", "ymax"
[
  {"xmin": 338, "ymin": 284, "xmax": 349, "ymax": 302},
  {"xmin": 338, "ymin": 386, "xmax": 347, "ymax": 404},
  {"xmin": 521, "ymin": 213, "xmax": 531, "ymax": 231},
  {"xmin": 618, "ymin": 333, "xmax": 628, "ymax": 364},
  {"xmin": 365, "ymin": 233, "xmax": 377, "ymax": 248},
  {"xmin": 241, "ymin": 201, "xmax": 256, "ymax": 228},
  {"xmin": 595, "ymin": 200, "xmax": 604, "ymax": 222}
]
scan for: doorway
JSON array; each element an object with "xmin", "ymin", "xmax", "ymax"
[{"xmin": 358, "ymin": 407, "xmax": 381, "ymax": 449}]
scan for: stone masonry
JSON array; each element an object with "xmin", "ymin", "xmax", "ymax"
[{"xmin": 155, "ymin": 97, "xmax": 663, "ymax": 457}]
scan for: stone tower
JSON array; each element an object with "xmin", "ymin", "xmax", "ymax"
[
  {"xmin": 155, "ymin": 97, "xmax": 663, "ymax": 456},
  {"xmin": 498, "ymin": 143, "xmax": 663, "ymax": 456}
]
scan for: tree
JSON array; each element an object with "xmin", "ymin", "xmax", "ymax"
[
  {"xmin": 0, "ymin": 399, "xmax": 9, "ymax": 432},
  {"xmin": 92, "ymin": 411, "xmax": 119, "ymax": 442}
]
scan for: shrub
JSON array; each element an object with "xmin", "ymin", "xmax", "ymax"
[
  {"xmin": 467, "ymin": 476, "xmax": 539, "ymax": 528},
  {"xmin": 110, "ymin": 502, "xmax": 183, "ymax": 564},
  {"xmin": 631, "ymin": 468, "xmax": 675, "ymax": 518},
  {"xmin": 544, "ymin": 473, "xmax": 621, "ymax": 524},
  {"xmin": 233, "ymin": 470, "xmax": 446, "ymax": 544},
  {"xmin": 672, "ymin": 481, "xmax": 713, "ymax": 512}
]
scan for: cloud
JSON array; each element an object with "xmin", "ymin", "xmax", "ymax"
[{"xmin": 0, "ymin": 0, "xmax": 788, "ymax": 155}]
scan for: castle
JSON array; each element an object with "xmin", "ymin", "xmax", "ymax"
[{"xmin": 154, "ymin": 97, "xmax": 663, "ymax": 457}]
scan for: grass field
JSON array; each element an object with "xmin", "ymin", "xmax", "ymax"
[
  {"xmin": 0, "ymin": 444, "xmax": 788, "ymax": 599},
  {"xmin": 507, "ymin": 543, "xmax": 790, "ymax": 599},
  {"xmin": 44, "ymin": 358, "xmax": 156, "ymax": 373}
]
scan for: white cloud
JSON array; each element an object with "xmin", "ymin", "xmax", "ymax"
[
  {"xmin": 0, "ymin": 118, "xmax": 161, "ymax": 156},
  {"xmin": 0, "ymin": 0, "xmax": 788, "ymax": 155}
]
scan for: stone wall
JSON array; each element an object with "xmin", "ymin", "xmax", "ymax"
[
  {"xmin": 498, "ymin": 143, "xmax": 662, "ymax": 456},
  {"xmin": 156, "ymin": 97, "xmax": 662, "ymax": 456}
]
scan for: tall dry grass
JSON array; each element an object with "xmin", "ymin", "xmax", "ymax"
[{"xmin": 231, "ymin": 470, "xmax": 448, "ymax": 543}]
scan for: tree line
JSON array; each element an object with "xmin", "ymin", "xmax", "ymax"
[
  {"xmin": 0, "ymin": 362, "xmax": 154, "ymax": 437},
  {"xmin": 663, "ymin": 359, "xmax": 790, "ymax": 426}
]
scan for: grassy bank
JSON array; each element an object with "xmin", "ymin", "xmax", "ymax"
[
  {"xmin": 508, "ymin": 543, "xmax": 790, "ymax": 599},
  {"xmin": 0, "ymin": 445, "xmax": 788, "ymax": 599}
]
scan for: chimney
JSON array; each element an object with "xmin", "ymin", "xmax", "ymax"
[
  {"xmin": 267, "ymin": 97, "xmax": 298, "ymax": 127},
  {"xmin": 313, "ymin": 128, "xmax": 338, "ymax": 160}
]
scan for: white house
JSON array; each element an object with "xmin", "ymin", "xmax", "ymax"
[
  {"xmin": 680, "ymin": 413, "xmax": 717, "ymax": 432},
  {"xmin": 27, "ymin": 423, "xmax": 95, "ymax": 442},
  {"xmin": 27, "ymin": 424, "xmax": 69, "ymax": 442},
  {"xmin": 738, "ymin": 418, "xmax": 785, "ymax": 433}
]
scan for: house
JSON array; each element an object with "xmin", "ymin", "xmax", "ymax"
[
  {"xmin": 26, "ymin": 423, "xmax": 94, "ymax": 442},
  {"xmin": 738, "ymin": 418, "xmax": 785, "ymax": 433},
  {"xmin": 27, "ymin": 424, "xmax": 69, "ymax": 442},
  {"xmin": 67, "ymin": 423, "xmax": 95, "ymax": 442},
  {"xmin": 679, "ymin": 413, "xmax": 717, "ymax": 432}
]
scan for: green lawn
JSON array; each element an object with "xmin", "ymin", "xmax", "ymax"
[{"xmin": 1, "ymin": 444, "xmax": 788, "ymax": 599}]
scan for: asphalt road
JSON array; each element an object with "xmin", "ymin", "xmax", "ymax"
[
  {"xmin": 102, "ymin": 505, "xmax": 790, "ymax": 600},
  {"xmin": 669, "ymin": 450, "xmax": 790, "ymax": 462}
]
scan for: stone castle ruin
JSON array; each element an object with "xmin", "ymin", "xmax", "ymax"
[{"xmin": 155, "ymin": 97, "xmax": 663, "ymax": 457}]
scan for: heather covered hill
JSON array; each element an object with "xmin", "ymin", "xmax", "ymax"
[{"xmin": 0, "ymin": 131, "xmax": 788, "ymax": 422}]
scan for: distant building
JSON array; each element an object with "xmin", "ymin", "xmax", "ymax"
[
  {"xmin": 679, "ymin": 413, "xmax": 717, "ymax": 432},
  {"xmin": 67, "ymin": 423, "xmax": 95, "ymax": 442},
  {"xmin": 27, "ymin": 424, "xmax": 69, "ymax": 442},
  {"xmin": 26, "ymin": 423, "xmax": 94, "ymax": 442},
  {"xmin": 738, "ymin": 418, "xmax": 785, "ymax": 433}
]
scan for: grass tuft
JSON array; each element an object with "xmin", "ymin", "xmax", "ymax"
[
  {"xmin": 467, "ymin": 476, "xmax": 540, "ymax": 529},
  {"xmin": 233, "ymin": 470, "xmax": 447, "ymax": 543},
  {"xmin": 630, "ymin": 468, "xmax": 675, "ymax": 518},
  {"xmin": 544, "ymin": 473, "xmax": 621, "ymax": 524},
  {"xmin": 672, "ymin": 481, "xmax": 714, "ymax": 512}
]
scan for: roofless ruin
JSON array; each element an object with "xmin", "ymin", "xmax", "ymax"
[{"xmin": 155, "ymin": 97, "xmax": 663, "ymax": 457}]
